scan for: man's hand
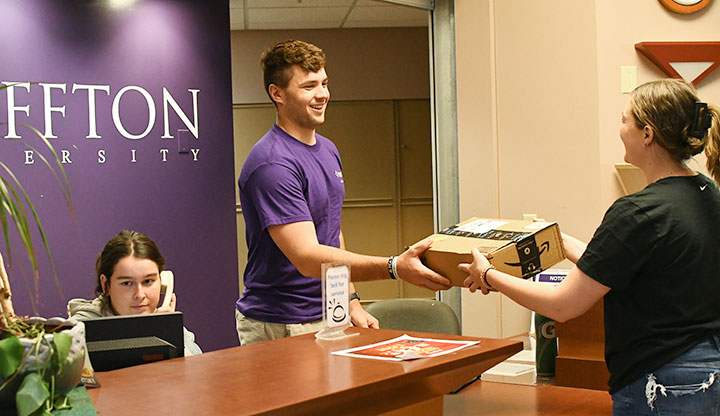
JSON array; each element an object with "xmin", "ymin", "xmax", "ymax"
[
  {"xmin": 395, "ymin": 238, "xmax": 451, "ymax": 291},
  {"xmin": 349, "ymin": 299, "xmax": 379, "ymax": 328}
]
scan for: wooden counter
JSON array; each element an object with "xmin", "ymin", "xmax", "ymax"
[
  {"xmin": 87, "ymin": 327, "xmax": 522, "ymax": 415},
  {"xmin": 444, "ymin": 380, "xmax": 612, "ymax": 415},
  {"xmin": 555, "ymin": 300, "xmax": 610, "ymax": 391}
]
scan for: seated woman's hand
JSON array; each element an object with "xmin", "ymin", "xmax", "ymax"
[{"xmin": 155, "ymin": 293, "xmax": 176, "ymax": 313}]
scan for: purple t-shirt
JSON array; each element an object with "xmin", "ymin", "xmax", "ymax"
[{"xmin": 236, "ymin": 124, "xmax": 345, "ymax": 323}]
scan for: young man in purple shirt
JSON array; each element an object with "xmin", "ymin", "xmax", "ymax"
[{"xmin": 235, "ymin": 40, "xmax": 450, "ymax": 345}]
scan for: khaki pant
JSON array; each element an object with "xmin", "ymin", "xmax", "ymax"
[{"xmin": 235, "ymin": 309, "xmax": 324, "ymax": 346}]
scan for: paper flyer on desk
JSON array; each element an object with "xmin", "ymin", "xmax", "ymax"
[{"xmin": 331, "ymin": 334, "xmax": 480, "ymax": 361}]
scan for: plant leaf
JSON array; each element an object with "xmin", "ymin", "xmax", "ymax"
[
  {"xmin": 0, "ymin": 194, "xmax": 11, "ymax": 262},
  {"xmin": 53, "ymin": 394, "xmax": 72, "ymax": 410},
  {"xmin": 0, "ymin": 175, "xmax": 39, "ymax": 312},
  {"xmin": 16, "ymin": 372, "xmax": 49, "ymax": 416},
  {"xmin": 52, "ymin": 332, "xmax": 71, "ymax": 371},
  {"xmin": 0, "ymin": 335, "xmax": 24, "ymax": 378},
  {"xmin": 0, "ymin": 120, "xmax": 75, "ymax": 308},
  {"xmin": 0, "ymin": 176, "xmax": 35, "ymax": 262},
  {"xmin": 17, "ymin": 124, "xmax": 73, "ymax": 208}
]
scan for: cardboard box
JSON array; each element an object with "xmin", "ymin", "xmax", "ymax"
[{"xmin": 421, "ymin": 217, "xmax": 565, "ymax": 287}]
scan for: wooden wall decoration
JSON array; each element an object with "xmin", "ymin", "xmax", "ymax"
[
  {"xmin": 635, "ymin": 41, "xmax": 720, "ymax": 86},
  {"xmin": 615, "ymin": 163, "xmax": 647, "ymax": 195}
]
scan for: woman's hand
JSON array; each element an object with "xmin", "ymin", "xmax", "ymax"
[
  {"xmin": 458, "ymin": 248, "xmax": 494, "ymax": 295},
  {"xmin": 533, "ymin": 217, "xmax": 587, "ymax": 263},
  {"xmin": 561, "ymin": 233, "xmax": 587, "ymax": 264},
  {"xmin": 155, "ymin": 293, "xmax": 176, "ymax": 313}
]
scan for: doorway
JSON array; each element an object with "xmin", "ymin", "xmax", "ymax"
[{"xmin": 229, "ymin": 1, "xmax": 459, "ymax": 313}]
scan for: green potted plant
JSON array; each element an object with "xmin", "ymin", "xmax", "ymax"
[{"xmin": 0, "ymin": 83, "xmax": 83, "ymax": 415}]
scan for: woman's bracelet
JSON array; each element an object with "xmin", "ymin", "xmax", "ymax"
[{"xmin": 481, "ymin": 265, "xmax": 496, "ymax": 290}]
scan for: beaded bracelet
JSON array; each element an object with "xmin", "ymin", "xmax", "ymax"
[{"xmin": 481, "ymin": 265, "xmax": 496, "ymax": 290}]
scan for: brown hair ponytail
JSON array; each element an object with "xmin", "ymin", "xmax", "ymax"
[{"xmin": 704, "ymin": 105, "xmax": 720, "ymax": 184}]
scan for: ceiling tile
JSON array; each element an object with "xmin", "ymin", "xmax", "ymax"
[
  {"xmin": 343, "ymin": 19, "xmax": 427, "ymax": 28},
  {"xmin": 230, "ymin": 0, "xmax": 429, "ymax": 30},
  {"xmin": 250, "ymin": 21, "xmax": 339, "ymax": 30},
  {"xmin": 248, "ymin": 7, "xmax": 347, "ymax": 30},
  {"xmin": 381, "ymin": 0, "xmax": 433, "ymax": 9},
  {"xmin": 356, "ymin": 0, "xmax": 395, "ymax": 5},
  {"xmin": 345, "ymin": 5, "xmax": 427, "ymax": 27},
  {"xmin": 247, "ymin": 0, "xmax": 353, "ymax": 8}
]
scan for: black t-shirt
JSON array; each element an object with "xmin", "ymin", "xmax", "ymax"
[{"xmin": 577, "ymin": 174, "xmax": 720, "ymax": 393}]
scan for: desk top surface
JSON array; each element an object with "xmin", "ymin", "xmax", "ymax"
[{"xmin": 87, "ymin": 328, "xmax": 521, "ymax": 415}]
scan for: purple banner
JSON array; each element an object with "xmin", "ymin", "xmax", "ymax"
[{"xmin": 0, "ymin": 0, "xmax": 238, "ymax": 351}]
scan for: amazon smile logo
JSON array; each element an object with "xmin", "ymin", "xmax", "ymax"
[{"xmin": 503, "ymin": 241, "xmax": 550, "ymax": 269}]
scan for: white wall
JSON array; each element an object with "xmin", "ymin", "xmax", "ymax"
[{"xmin": 455, "ymin": 0, "xmax": 720, "ymax": 338}]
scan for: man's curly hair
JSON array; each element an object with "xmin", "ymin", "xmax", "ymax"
[{"xmin": 261, "ymin": 39, "xmax": 326, "ymax": 102}]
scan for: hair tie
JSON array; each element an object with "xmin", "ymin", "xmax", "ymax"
[{"xmin": 689, "ymin": 102, "xmax": 712, "ymax": 138}]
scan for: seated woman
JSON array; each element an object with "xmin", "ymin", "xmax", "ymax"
[{"xmin": 68, "ymin": 230, "xmax": 202, "ymax": 356}]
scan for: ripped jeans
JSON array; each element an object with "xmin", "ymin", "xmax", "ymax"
[{"xmin": 612, "ymin": 335, "xmax": 720, "ymax": 415}]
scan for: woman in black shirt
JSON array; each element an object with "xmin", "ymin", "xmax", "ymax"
[{"xmin": 461, "ymin": 79, "xmax": 720, "ymax": 415}]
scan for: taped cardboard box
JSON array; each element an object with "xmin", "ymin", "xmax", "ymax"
[{"xmin": 421, "ymin": 218, "xmax": 565, "ymax": 287}]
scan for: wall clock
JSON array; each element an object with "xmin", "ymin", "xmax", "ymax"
[{"xmin": 659, "ymin": 0, "xmax": 713, "ymax": 14}]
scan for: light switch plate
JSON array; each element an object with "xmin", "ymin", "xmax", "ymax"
[
  {"xmin": 178, "ymin": 129, "xmax": 190, "ymax": 153},
  {"xmin": 621, "ymin": 66, "xmax": 637, "ymax": 94}
]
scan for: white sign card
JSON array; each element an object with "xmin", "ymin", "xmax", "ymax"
[{"xmin": 315, "ymin": 263, "xmax": 358, "ymax": 340}]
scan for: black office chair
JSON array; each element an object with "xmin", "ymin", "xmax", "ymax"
[{"xmin": 364, "ymin": 298, "xmax": 461, "ymax": 335}]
